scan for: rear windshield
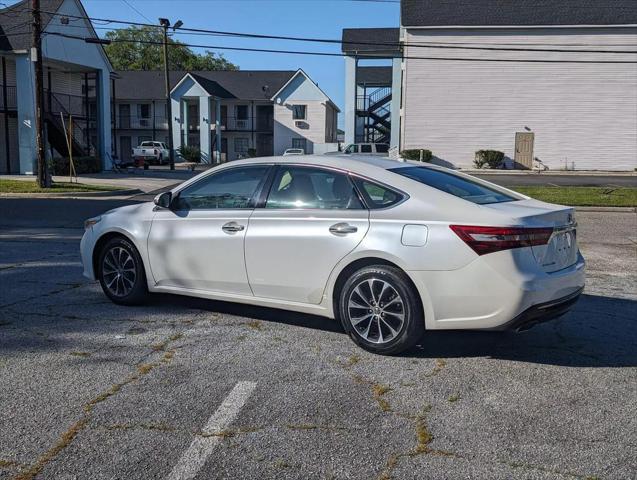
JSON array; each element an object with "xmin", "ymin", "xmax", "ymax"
[
  {"xmin": 141, "ymin": 142, "xmax": 154, "ymax": 147},
  {"xmin": 389, "ymin": 166, "xmax": 518, "ymax": 205}
]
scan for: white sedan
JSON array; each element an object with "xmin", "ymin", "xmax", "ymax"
[{"xmin": 80, "ymin": 156, "xmax": 585, "ymax": 355}]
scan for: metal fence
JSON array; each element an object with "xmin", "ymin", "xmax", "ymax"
[{"xmin": 0, "ymin": 85, "xmax": 17, "ymax": 110}]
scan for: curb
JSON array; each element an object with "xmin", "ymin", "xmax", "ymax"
[
  {"xmin": 0, "ymin": 188, "xmax": 142, "ymax": 198},
  {"xmin": 575, "ymin": 206, "xmax": 636, "ymax": 213}
]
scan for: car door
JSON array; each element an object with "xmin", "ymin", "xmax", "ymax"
[
  {"xmin": 245, "ymin": 165, "xmax": 370, "ymax": 304},
  {"xmin": 147, "ymin": 164, "xmax": 271, "ymax": 295}
]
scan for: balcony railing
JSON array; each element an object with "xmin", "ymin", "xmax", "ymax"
[
  {"xmin": 117, "ymin": 115, "xmax": 169, "ymax": 130},
  {"xmin": 0, "ymin": 85, "xmax": 17, "ymax": 110},
  {"xmin": 211, "ymin": 116, "xmax": 273, "ymax": 132},
  {"xmin": 47, "ymin": 92, "xmax": 94, "ymax": 117}
]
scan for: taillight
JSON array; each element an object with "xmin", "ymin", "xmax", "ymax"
[{"xmin": 450, "ymin": 225, "xmax": 553, "ymax": 256}]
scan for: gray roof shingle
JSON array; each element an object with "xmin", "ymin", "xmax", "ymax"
[
  {"xmin": 0, "ymin": 0, "xmax": 64, "ymax": 51},
  {"xmin": 342, "ymin": 28, "xmax": 400, "ymax": 55},
  {"xmin": 357, "ymin": 66, "xmax": 392, "ymax": 86},
  {"xmin": 401, "ymin": 0, "xmax": 637, "ymax": 27},
  {"xmin": 114, "ymin": 70, "xmax": 297, "ymax": 101}
]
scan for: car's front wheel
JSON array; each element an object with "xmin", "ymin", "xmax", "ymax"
[
  {"xmin": 98, "ymin": 236, "xmax": 148, "ymax": 305},
  {"xmin": 338, "ymin": 265, "xmax": 424, "ymax": 355}
]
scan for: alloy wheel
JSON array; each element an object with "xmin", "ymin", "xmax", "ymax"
[
  {"xmin": 347, "ymin": 278, "xmax": 405, "ymax": 344},
  {"xmin": 102, "ymin": 246, "xmax": 137, "ymax": 297}
]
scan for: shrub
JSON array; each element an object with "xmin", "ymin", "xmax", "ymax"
[
  {"xmin": 51, "ymin": 156, "xmax": 101, "ymax": 175},
  {"xmin": 401, "ymin": 149, "xmax": 432, "ymax": 162},
  {"xmin": 247, "ymin": 148, "xmax": 257, "ymax": 158},
  {"xmin": 474, "ymin": 150, "xmax": 504, "ymax": 169},
  {"xmin": 178, "ymin": 145, "xmax": 201, "ymax": 163}
]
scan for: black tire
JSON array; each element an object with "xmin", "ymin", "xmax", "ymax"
[
  {"xmin": 97, "ymin": 236, "xmax": 148, "ymax": 305},
  {"xmin": 338, "ymin": 265, "xmax": 424, "ymax": 355}
]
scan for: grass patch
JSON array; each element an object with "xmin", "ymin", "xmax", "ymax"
[
  {"xmin": 0, "ymin": 179, "xmax": 121, "ymax": 194},
  {"xmin": 246, "ymin": 320, "xmax": 263, "ymax": 331},
  {"xmin": 372, "ymin": 383, "xmax": 392, "ymax": 412},
  {"xmin": 447, "ymin": 393, "xmax": 460, "ymax": 403},
  {"xmin": 69, "ymin": 351, "xmax": 90, "ymax": 358},
  {"xmin": 512, "ymin": 186, "xmax": 637, "ymax": 207}
]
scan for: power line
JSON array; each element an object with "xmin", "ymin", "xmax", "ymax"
[
  {"xmin": 40, "ymin": 21, "xmax": 637, "ymax": 47},
  {"xmin": 119, "ymin": 0, "xmax": 153, "ymax": 24},
  {"xmin": 36, "ymin": 9, "xmax": 637, "ymax": 55},
  {"xmin": 44, "ymin": 31, "xmax": 637, "ymax": 63}
]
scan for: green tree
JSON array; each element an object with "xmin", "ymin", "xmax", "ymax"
[{"xmin": 104, "ymin": 26, "xmax": 238, "ymax": 71}]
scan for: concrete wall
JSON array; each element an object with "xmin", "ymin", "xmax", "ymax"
[{"xmin": 402, "ymin": 27, "xmax": 637, "ymax": 171}]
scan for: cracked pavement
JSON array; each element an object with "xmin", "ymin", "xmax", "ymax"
[{"xmin": 0, "ymin": 198, "xmax": 636, "ymax": 480}]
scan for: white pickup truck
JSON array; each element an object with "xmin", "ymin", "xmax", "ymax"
[{"xmin": 132, "ymin": 141, "xmax": 170, "ymax": 165}]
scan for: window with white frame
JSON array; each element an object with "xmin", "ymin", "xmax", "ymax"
[
  {"xmin": 137, "ymin": 104, "xmax": 151, "ymax": 127},
  {"xmin": 236, "ymin": 105, "xmax": 248, "ymax": 120},
  {"xmin": 292, "ymin": 105, "xmax": 306, "ymax": 120},
  {"xmin": 137, "ymin": 104, "xmax": 151, "ymax": 118},
  {"xmin": 234, "ymin": 138, "xmax": 250, "ymax": 156}
]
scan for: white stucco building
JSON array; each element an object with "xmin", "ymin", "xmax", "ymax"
[
  {"xmin": 343, "ymin": 1, "xmax": 637, "ymax": 171},
  {"xmin": 0, "ymin": 0, "xmax": 113, "ymax": 174}
]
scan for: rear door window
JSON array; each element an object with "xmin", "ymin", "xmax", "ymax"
[
  {"xmin": 352, "ymin": 177, "xmax": 404, "ymax": 209},
  {"xmin": 266, "ymin": 166, "xmax": 363, "ymax": 210},
  {"xmin": 389, "ymin": 166, "xmax": 518, "ymax": 205}
]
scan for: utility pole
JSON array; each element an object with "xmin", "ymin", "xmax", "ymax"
[
  {"xmin": 159, "ymin": 18, "xmax": 177, "ymax": 170},
  {"xmin": 32, "ymin": 0, "xmax": 49, "ymax": 187}
]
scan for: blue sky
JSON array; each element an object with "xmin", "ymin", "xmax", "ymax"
[{"xmin": 36, "ymin": 0, "xmax": 400, "ymax": 124}]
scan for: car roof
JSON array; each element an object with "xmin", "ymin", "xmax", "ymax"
[{"xmin": 222, "ymin": 154, "xmax": 433, "ymax": 175}]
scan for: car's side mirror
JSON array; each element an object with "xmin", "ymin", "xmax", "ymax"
[{"xmin": 154, "ymin": 191, "xmax": 172, "ymax": 209}]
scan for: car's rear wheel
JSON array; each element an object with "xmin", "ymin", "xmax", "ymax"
[
  {"xmin": 98, "ymin": 237, "xmax": 148, "ymax": 305},
  {"xmin": 338, "ymin": 265, "xmax": 424, "ymax": 355}
]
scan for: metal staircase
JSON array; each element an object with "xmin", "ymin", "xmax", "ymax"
[
  {"xmin": 356, "ymin": 87, "xmax": 392, "ymax": 144},
  {"xmin": 45, "ymin": 93, "xmax": 93, "ymax": 157}
]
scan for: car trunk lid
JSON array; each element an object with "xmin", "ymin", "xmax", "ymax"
[{"xmin": 482, "ymin": 199, "xmax": 578, "ymax": 273}]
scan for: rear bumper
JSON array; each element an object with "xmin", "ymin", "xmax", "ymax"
[
  {"xmin": 489, "ymin": 287, "xmax": 583, "ymax": 332},
  {"xmin": 407, "ymin": 250, "xmax": 585, "ymax": 330}
]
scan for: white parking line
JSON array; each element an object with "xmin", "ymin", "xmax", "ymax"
[{"xmin": 167, "ymin": 381, "xmax": 257, "ymax": 480}]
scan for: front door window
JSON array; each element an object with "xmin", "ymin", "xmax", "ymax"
[{"xmin": 173, "ymin": 166, "xmax": 270, "ymax": 210}]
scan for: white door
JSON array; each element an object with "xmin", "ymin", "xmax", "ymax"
[
  {"xmin": 147, "ymin": 165, "xmax": 271, "ymax": 294},
  {"xmin": 245, "ymin": 166, "xmax": 369, "ymax": 304}
]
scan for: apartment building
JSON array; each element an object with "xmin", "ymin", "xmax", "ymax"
[
  {"xmin": 114, "ymin": 69, "xmax": 339, "ymax": 163},
  {"xmin": 0, "ymin": 0, "xmax": 112, "ymax": 174},
  {"xmin": 342, "ymin": 1, "xmax": 637, "ymax": 171}
]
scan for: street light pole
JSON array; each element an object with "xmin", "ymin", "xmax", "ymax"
[{"xmin": 159, "ymin": 18, "xmax": 175, "ymax": 170}]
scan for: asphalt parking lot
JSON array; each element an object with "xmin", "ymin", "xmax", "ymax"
[{"xmin": 0, "ymin": 198, "xmax": 635, "ymax": 480}]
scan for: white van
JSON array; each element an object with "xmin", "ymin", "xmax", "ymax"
[{"xmin": 342, "ymin": 143, "xmax": 389, "ymax": 156}]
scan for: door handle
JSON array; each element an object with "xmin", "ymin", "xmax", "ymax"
[
  {"xmin": 329, "ymin": 223, "xmax": 358, "ymax": 235},
  {"xmin": 222, "ymin": 221, "xmax": 245, "ymax": 234}
]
